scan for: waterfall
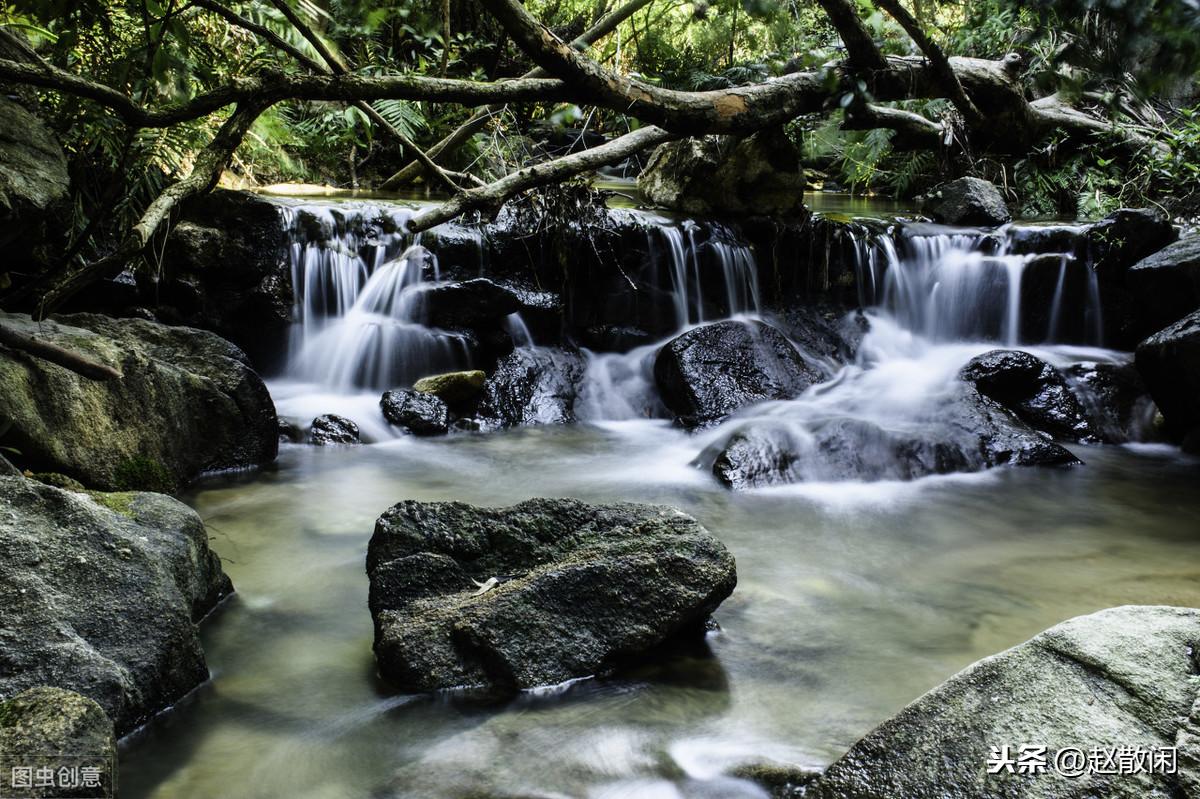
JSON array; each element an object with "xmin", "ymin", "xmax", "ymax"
[{"xmin": 647, "ymin": 219, "xmax": 761, "ymax": 328}]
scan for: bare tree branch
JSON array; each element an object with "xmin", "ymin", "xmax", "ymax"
[
  {"xmin": 0, "ymin": 322, "xmax": 122, "ymax": 381},
  {"xmin": 407, "ymin": 126, "xmax": 676, "ymax": 233},
  {"xmin": 815, "ymin": 0, "xmax": 889, "ymax": 72}
]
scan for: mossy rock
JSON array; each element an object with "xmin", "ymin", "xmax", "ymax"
[
  {"xmin": 112, "ymin": 456, "xmax": 176, "ymax": 493},
  {"xmin": 29, "ymin": 472, "xmax": 87, "ymax": 492},
  {"xmin": 413, "ymin": 369, "xmax": 487, "ymax": 406}
]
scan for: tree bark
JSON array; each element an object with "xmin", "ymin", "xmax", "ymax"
[{"xmin": 0, "ymin": 322, "xmax": 122, "ymax": 381}]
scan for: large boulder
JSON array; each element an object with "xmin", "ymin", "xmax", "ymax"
[
  {"xmin": 1084, "ymin": 207, "xmax": 1177, "ymax": 281},
  {"xmin": 366, "ymin": 499, "xmax": 737, "ymax": 692},
  {"xmin": 639, "ymin": 128, "xmax": 806, "ymax": 217},
  {"xmin": 414, "ymin": 278, "xmax": 522, "ymax": 329},
  {"xmin": 959, "ymin": 349, "xmax": 1096, "ymax": 442},
  {"xmin": 0, "ymin": 687, "xmax": 116, "ymax": 799},
  {"xmin": 0, "ymin": 477, "xmax": 232, "ymax": 735},
  {"xmin": 654, "ymin": 320, "xmax": 825, "ymax": 429},
  {"xmin": 705, "ymin": 385, "xmax": 1079, "ymax": 489},
  {"xmin": 797, "ymin": 606, "xmax": 1200, "ymax": 799},
  {"xmin": 161, "ymin": 190, "xmax": 292, "ymax": 370},
  {"xmin": 0, "ymin": 96, "xmax": 70, "ymax": 274},
  {"xmin": 0, "ymin": 313, "xmax": 278, "ymax": 491},
  {"xmin": 922, "ymin": 177, "xmax": 1010, "ymax": 226},
  {"xmin": 1135, "ymin": 309, "xmax": 1200, "ymax": 439},
  {"xmin": 1126, "ymin": 233, "xmax": 1200, "ymax": 335},
  {"xmin": 1064, "ymin": 361, "xmax": 1156, "ymax": 443},
  {"xmin": 476, "ymin": 347, "xmax": 586, "ymax": 428},
  {"xmin": 380, "ymin": 389, "xmax": 449, "ymax": 436}
]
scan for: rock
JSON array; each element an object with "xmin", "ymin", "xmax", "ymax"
[
  {"xmin": 412, "ymin": 369, "xmax": 487, "ymax": 406},
  {"xmin": 1084, "ymin": 207, "xmax": 1177, "ymax": 281},
  {"xmin": 366, "ymin": 498, "xmax": 736, "ymax": 692},
  {"xmin": 654, "ymin": 320, "xmax": 825, "ymax": 429},
  {"xmin": 639, "ymin": 128, "xmax": 806, "ymax": 217},
  {"xmin": 0, "ymin": 687, "xmax": 117, "ymax": 799},
  {"xmin": 309, "ymin": 414, "xmax": 361, "ymax": 445},
  {"xmin": 380, "ymin": 389, "xmax": 449, "ymax": 436},
  {"xmin": 802, "ymin": 606, "xmax": 1200, "ymax": 799},
  {"xmin": 476, "ymin": 347, "xmax": 586, "ymax": 428},
  {"xmin": 959, "ymin": 349, "xmax": 1096, "ymax": 441},
  {"xmin": 1064, "ymin": 361, "xmax": 1155, "ymax": 443},
  {"xmin": 0, "ymin": 477, "xmax": 232, "ymax": 735},
  {"xmin": 0, "ymin": 452, "xmax": 18, "ymax": 476},
  {"xmin": 162, "ymin": 190, "xmax": 292, "ymax": 370},
  {"xmin": 415, "ymin": 278, "xmax": 522, "ymax": 329},
  {"xmin": 1126, "ymin": 233, "xmax": 1200, "ymax": 335},
  {"xmin": 705, "ymin": 385, "xmax": 1079, "ymax": 489},
  {"xmin": 0, "ymin": 312, "xmax": 278, "ymax": 490},
  {"xmin": 922, "ymin": 177, "xmax": 1010, "ymax": 226},
  {"xmin": 277, "ymin": 417, "xmax": 304, "ymax": 443},
  {"xmin": 0, "ymin": 96, "xmax": 70, "ymax": 272},
  {"xmin": 1135, "ymin": 309, "xmax": 1200, "ymax": 438}
]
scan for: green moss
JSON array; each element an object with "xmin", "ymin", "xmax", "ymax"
[
  {"xmin": 86, "ymin": 491, "xmax": 137, "ymax": 518},
  {"xmin": 112, "ymin": 456, "xmax": 176, "ymax": 493},
  {"xmin": 31, "ymin": 472, "xmax": 86, "ymax": 492}
]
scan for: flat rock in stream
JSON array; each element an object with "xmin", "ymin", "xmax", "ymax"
[
  {"xmin": 0, "ymin": 476, "xmax": 232, "ymax": 736},
  {"xmin": 790, "ymin": 606, "xmax": 1200, "ymax": 799},
  {"xmin": 366, "ymin": 498, "xmax": 737, "ymax": 692}
]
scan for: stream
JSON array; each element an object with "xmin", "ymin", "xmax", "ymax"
[{"xmin": 118, "ymin": 197, "xmax": 1200, "ymax": 799}]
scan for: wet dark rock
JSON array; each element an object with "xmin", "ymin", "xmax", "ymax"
[
  {"xmin": 639, "ymin": 128, "xmax": 806, "ymax": 217},
  {"xmin": 922, "ymin": 177, "xmax": 1010, "ymax": 226},
  {"xmin": 1064, "ymin": 361, "xmax": 1155, "ymax": 443},
  {"xmin": 705, "ymin": 385, "xmax": 1079, "ymax": 489},
  {"xmin": 1135, "ymin": 309, "xmax": 1200, "ymax": 438},
  {"xmin": 309, "ymin": 414, "xmax": 360, "ymax": 445},
  {"xmin": 959, "ymin": 349, "xmax": 1096, "ymax": 441},
  {"xmin": 0, "ymin": 96, "xmax": 70, "ymax": 275},
  {"xmin": 654, "ymin": 320, "xmax": 825, "ymax": 429},
  {"xmin": 771, "ymin": 306, "xmax": 861, "ymax": 363},
  {"xmin": 277, "ymin": 417, "xmax": 304, "ymax": 443},
  {"xmin": 1005, "ymin": 223, "xmax": 1089, "ymax": 256},
  {"xmin": 802, "ymin": 606, "xmax": 1200, "ymax": 799},
  {"xmin": 1084, "ymin": 207, "xmax": 1177, "ymax": 281},
  {"xmin": 0, "ymin": 687, "xmax": 116, "ymax": 798},
  {"xmin": 416, "ymin": 278, "xmax": 522, "ymax": 330},
  {"xmin": 366, "ymin": 498, "xmax": 737, "ymax": 692},
  {"xmin": 0, "ymin": 312, "xmax": 278, "ymax": 490},
  {"xmin": 0, "ymin": 477, "xmax": 232, "ymax": 735},
  {"xmin": 380, "ymin": 389, "xmax": 449, "ymax": 436},
  {"xmin": 412, "ymin": 370, "xmax": 486, "ymax": 407},
  {"xmin": 162, "ymin": 190, "xmax": 292, "ymax": 370},
  {"xmin": 476, "ymin": 347, "xmax": 586, "ymax": 428},
  {"xmin": 1127, "ymin": 233, "xmax": 1200, "ymax": 335}
]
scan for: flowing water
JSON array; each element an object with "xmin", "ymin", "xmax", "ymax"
[{"xmin": 119, "ymin": 202, "xmax": 1200, "ymax": 799}]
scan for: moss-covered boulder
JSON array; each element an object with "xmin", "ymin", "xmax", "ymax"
[
  {"xmin": 0, "ymin": 312, "xmax": 277, "ymax": 490},
  {"xmin": 413, "ymin": 369, "xmax": 486, "ymax": 406},
  {"xmin": 367, "ymin": 498, "xmax": 737, "ymax": 692},
  {"xmin": 0, "ymin": 687, "xmax": 116, "ymax": 798},
  {"xmin": 0, "ymin": 476, "xmax": 232, "ymax": 735},
  {"xmin": 0, "ymin": 96, "xmax": 70, "ymax": 276},
  {"xmin": 789, "ymin": 606, "xmax": 1200, "ymax": 799}
]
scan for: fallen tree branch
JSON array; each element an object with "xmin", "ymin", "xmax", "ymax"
[
  {"xmin": 844, "ymin": 102, "xmax": 945, "ymax": 149},
  {"xmin": 0, "ymin": 322, "xmax": 122, "ymax": 381},
  {"xmin": 380, "ymin": 0, "xmax": 657, "ymax": 189},
  {"xmin": 406, "ymin": 125, "xmax": 676, "ymax": 233}
]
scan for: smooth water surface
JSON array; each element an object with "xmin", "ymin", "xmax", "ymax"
[{"xmin": 120, "ymin": 424, "xmax": 1200, "ymax": 799}]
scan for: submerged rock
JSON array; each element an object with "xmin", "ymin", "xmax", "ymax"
[
  {"xmin": 959, "ymin": 349, "xmax": 1096, "ymax": 441},
  {"xmin": 0, "ymin": 477, "xmax": 232, "ymax": 735},
  {"xmin": 1127, "ymin": 233, "xmax": 1200, "ymax": 335},
  {"xmin": 654, "ymin": 320, "xmax": 825, "ymax": 429},
  {"xmin": 639, "ymin": 128, "xmax": 807, "ymax": 217},
  {"xmin": 922, "ymin": 177, "xmax": 1010, "ymax": 226},
  {"xmin": 705, "ymin": 385, "xmax": 1079, "ymax": 489},
  {"xmin": 0, "ymin": 687, "xmax": 117, "ymax": 799},
  {"xmin": 380, "ymin": 389, "xmax": 449, "ymax": 436},
  {"xmin": 476, "ymin": 347, "xmax": 586, "ymax": 428},
  {"xmin": 412, "ymin": 369, "xmax": 486, "ymax": 407},
  {"xmin": 0, "ymin": 686, "xmax": 117, "ymax": 796},
  {"xmin": 798, "ymin": 606, "xmax": 1200, "ymax": 799},
  {"xmin": 366, "ymin": 499, "xmax": 737, "ymax": 692},
  {"xmin": 0, "ymin": 312, "xmax": 277, "ymax": 490},
  {"xmin": 1135, "ymin": 309, "xmax": 1200, "ymax": 439},
  {"xmin": 309, "ymin": 414, "xmax": 361, "ymax": 445}
]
